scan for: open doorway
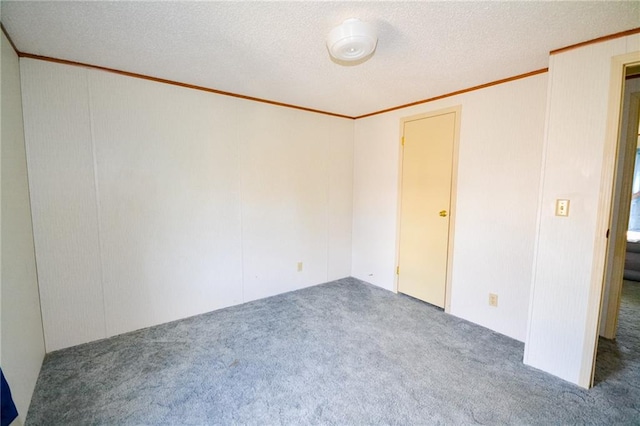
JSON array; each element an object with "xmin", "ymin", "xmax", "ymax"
[{"xmin": 595, "ymin": 65, "xmax": 640, "ymax": 385}]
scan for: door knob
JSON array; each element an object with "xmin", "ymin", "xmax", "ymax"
[{"xmin": 439, "ymin": 210, "xmax": 448, "ymax": 217}]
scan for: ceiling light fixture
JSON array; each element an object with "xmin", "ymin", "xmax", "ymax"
[{"xmin": 326, "ymin": 18, "xmax": 377, "ymax": 63}]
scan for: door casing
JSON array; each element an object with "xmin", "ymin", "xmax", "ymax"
[
  {"xmin": 586, "ymin": 52, "xmax": 640, "ymax": 388},
  {"xmin": 394, "ymin": 106, "xmax": 462, "ymax": 313},
  {"xmin": 600, "ymin": 88, "xmax": 640, "ymax": 340}
]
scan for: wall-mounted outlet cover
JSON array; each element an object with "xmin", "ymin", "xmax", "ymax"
[{"xmin": 489, "ymin": 293, "xmax": 498, "ymax": 307}]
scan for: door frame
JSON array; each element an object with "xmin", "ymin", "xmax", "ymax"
[
  {"xmin": 583, "ymin": 52, "xmax": 640, "ymax": 387},
  {"xmin": 600, "ymin": 88, "xmax": 640, "ymax": 340},
  {"xmin": 393, "ymin": 106, "xmax": 462, "ymax": 313}
]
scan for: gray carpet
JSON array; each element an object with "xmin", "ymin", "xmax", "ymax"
[
  {"xmin": 593, "ymin": 280, "xmax": 640, "ymax": 402},
  {"xmin": 26, "ymin": 277, "xmax": 640, "ymax": 425}
]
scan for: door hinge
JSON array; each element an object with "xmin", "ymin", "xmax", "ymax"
[
  {"xmin": 396, "ymin": 266, "xmax": 400, "ymax": 275},
  {"xmin": 606, "ymin": 229, "xmax": 610, "ymax": 238},
  {"xmin": 401, "ymin": 136, "xmax": 405, "ymax": 147}
]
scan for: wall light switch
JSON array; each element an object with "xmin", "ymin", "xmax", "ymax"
[{"xmin": 555, "ymin": 199, "xmax": 570, "ymax": 217}]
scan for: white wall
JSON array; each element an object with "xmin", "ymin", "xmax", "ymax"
[
  {"xmin": 525, "ymin": 34, "xmax": 640, "ymax": 387},
  {"xmin": 352, "ymin": 74, "xmax": 548, "ymax": 342},
  {"xmin": 0, "ymin": 32, "xmax": 45, "ymax": 420},
  {"xmin": 20, "ymin": 58, "xmax": 353, "ymax": 352}
]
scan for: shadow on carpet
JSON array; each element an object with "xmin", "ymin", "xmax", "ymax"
[{"xmin": 26, "ymin": 277, "xmax": 640, "ymax": 425}]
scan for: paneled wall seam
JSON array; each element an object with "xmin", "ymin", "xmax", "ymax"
[
  {"xmin": 325, "ymin": 135, "xmax": 330, "ymax": 283},
  {"xmin": 524, "ymin": 57, "xmax": 556, "ymax": 362},
  {"xmin": 350, "ymin": 123, "xmax": 359, "ymax": 280},
  {"xmin": 86, "ymin": 70, "xmax": 108, "ymax": 338},
  {"xmin": 19, "ymin": 61, "xmax": 51, "ymax": 350},
  {"xmin": 17, "ymin": 57, "xmax": 48, "ymax": 350},
  {"xmin": 237, "ymin": 110, "xmax": 245, "ymax": 304},
  {"xmin": 349, "ymin": 123, "xmax": 356, "ymax": 277}
]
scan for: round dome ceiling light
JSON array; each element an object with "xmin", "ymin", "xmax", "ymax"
[{"xmin": 326, "ymin": 18, "xmax": 377, "ymax": 63}]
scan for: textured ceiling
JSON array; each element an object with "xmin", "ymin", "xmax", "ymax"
[{"xmin": 1, "ymin": 1, "xmax": 639, "ymax": 117}]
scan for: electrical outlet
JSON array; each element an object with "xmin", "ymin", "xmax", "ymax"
[
  {"xmin": 489, "ymin": 293, "xmax": 498, "ymax": 307},
  {"xmin": 297, "ymin": 262, "xmax": 303, "ymax": 272}
]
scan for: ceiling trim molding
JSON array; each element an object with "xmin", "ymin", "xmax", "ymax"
[
  {"xmin": 15, "ymin": 51, "xmax": 551, "ymax": 121},
  {"xmin": 1, "ymin": 23, "xmax": 20, "ymax": 55},
  {"xmin": 354, "ymin": 68, "xmax": 549, "ymax": 120},
  {"xmin": 18, "ymin": 52, "xmax": 354, "ymax": 120},
  {"xmin": 14, "ymin": 27, "xmax": 635, "ymax": 120},
  {"xmin": 1, "ymin": 22, "xmax": 637, "ymax": 121},
  {"xmin": 550, "ymin": 27, "xmax": 640, "ymax": 56}
]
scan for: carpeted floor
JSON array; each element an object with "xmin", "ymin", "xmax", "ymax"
[
  {"xmin": 593, "ymin": 280, "xmax": 640, "ymax": 404},
  {"xmin": 26, "ymin": 277, "xmax": 640, "ymax": 425}
]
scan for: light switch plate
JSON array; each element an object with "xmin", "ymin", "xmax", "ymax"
[{"xmin": 555, "ymin": 199, "xmax": 569, "ymax": 217}]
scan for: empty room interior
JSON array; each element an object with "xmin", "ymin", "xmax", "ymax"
[{"xmin": 2, "ymin": 1, "xmax": 640, "ymax": 424}]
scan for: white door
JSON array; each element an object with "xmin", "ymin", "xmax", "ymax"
[{"xmin": 397, "ymin": 111, "xmax": 457, "ymax": 307}]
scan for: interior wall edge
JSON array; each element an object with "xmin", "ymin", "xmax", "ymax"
[
  {"xmin": 0, "ymin": 22, "xmax": 19, "ymax": 55},
  {"xmin": 1, "ymin": 29, "xmax": 46, "ymax": 422},
  {"xmin": 523, "ymin": 53, "xmax": 558, "ymax": 366}
]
